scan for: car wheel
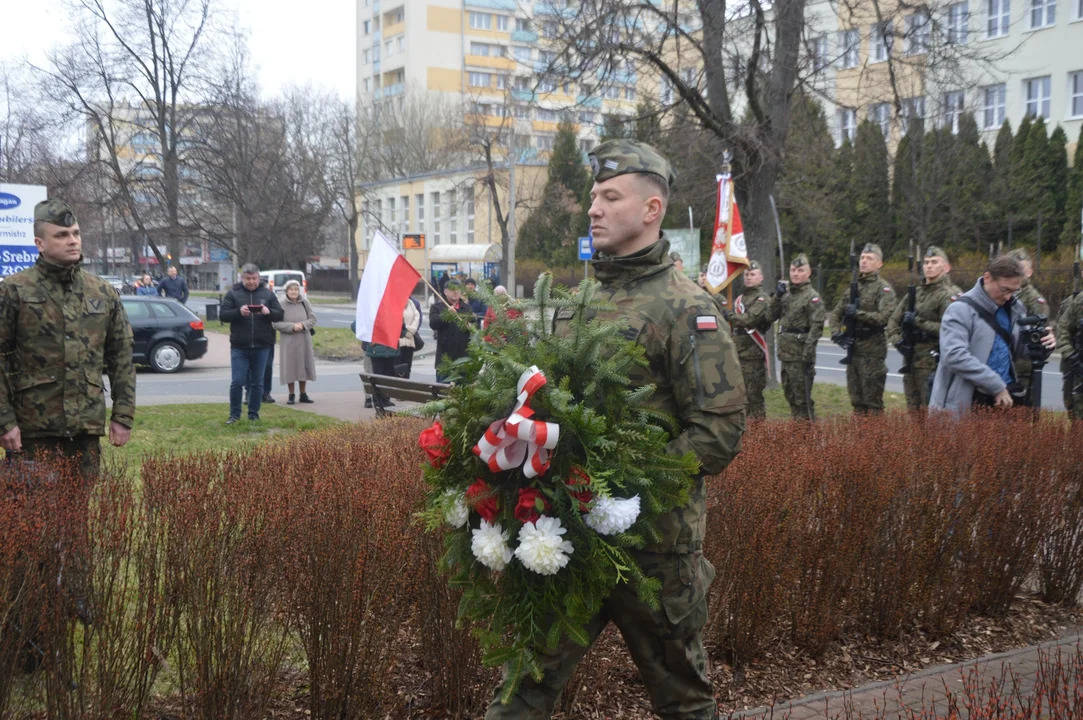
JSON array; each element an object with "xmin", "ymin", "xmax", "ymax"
[{"xmin": 150, "ymin": 341, "xmax": 185, "ymax": 373}]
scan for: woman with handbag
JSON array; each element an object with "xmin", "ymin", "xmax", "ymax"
[
  {"xmin": 398, "ymin": 297, "xmax": 422, "ymax": 378},
  {"xmin": 272, "ymin": 280, "xmax": 318, "ymax": 404}
]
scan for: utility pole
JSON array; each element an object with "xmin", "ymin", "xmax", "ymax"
[{"xmin": 507, "ymin": 126, "xmax": 517, "ymax": 297}]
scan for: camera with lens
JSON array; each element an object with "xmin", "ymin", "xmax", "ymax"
[{"xmin": 1017, "ymin": 314, "xmax": 1051, "ymax": 364}]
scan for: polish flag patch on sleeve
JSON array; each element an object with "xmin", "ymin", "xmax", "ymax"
[{"xmin": 696, "ymin": 315, "xmax": 718, "ymax": 331}]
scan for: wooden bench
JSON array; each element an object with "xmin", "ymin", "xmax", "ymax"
[{"xmin": 359, "ymin": 372, "xmax": 451, "ymax": 418}]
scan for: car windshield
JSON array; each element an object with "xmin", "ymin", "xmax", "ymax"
[{"xmin": 274, "ymin": 273, "xmax": 303, "ymax": 287}]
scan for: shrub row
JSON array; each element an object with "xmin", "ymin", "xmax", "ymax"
[{"xmin": 1, "ymin": 412, "xmax": 1081, "ymax": 718}]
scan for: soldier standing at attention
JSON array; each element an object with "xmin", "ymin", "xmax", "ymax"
[
  {"xmin": 1006, "ymin": 249, "xmax": 1048, "ymax": 401},
  {"xmin": 886, "ymin": 247, "xmax": 961, "ymax": 410},
  {"xmin": 488, "ymin": 140, "xmax": 747, "ymax": 720},
  {"xmin": 722, "ymin": 260, "xmax": 773, "ymax": 419},
  {"xmin": 830, "ymin": 244, "xmax": 896, "ymax": 415},
  {"xmin": 766, "ymin": 254, "xmax": 824, "ymax": 420},
  {"xmin": 1054, "ymin": 262, "xmax": 1083, "ymax": 420},
  {"xmin": 0, "ymin": 199, "xmax": 135, "ymax": 479}
]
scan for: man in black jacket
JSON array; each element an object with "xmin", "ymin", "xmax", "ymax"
[
  {"xmin": 429, "ymin": 278, "xmax": 474, "ymax": 383},
  {"xmin": 218, "ymin": 263, "xmax": 284, "ymax": 423},
  {"xmin": 157, "ymin": 266, "xmax": 190, "ymax": 304}
]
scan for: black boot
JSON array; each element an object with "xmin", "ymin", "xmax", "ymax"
[
  {"xmin": 299, "ymin": 393, "xmax": 314, "ymax": 404},
  {"xmin": 262, "ymin": 394, "xmax": 276, "ymax": 404},
  {"xmin": 287, "ymin": 393, "xmax": 296, "ymax": 405}
]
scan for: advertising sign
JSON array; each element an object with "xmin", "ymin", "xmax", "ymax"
[
  {"xmin": 0, "ymin": 183, "xmax": 47, "ymax": 277},
  {"xmin": 664, "ymin": 229, "xmax": 701, "ymax": 279}
]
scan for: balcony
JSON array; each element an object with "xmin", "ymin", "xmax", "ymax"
[
  {"xmin": 533, "ymin": 2, "xmax": 575, "ymax": 17},
  {"xmin": 466, "ymin": 0, "xmax": 517, "ymax": 8},
  {"xmin": 577, "ymin": 95, "xmax": 602, "ymax": 108},
  {"xmin": 509, "ymin": 88, "xmax": 535, "ymax": 102},
  {"xmin": 382, "ymin": 83, "xmax": 404, "ymax": 98},
  {"xmin": 373, "ymin": 60, "xmax": 381, "ymax": 73},
  {"xmin": 511, "ymin": 29, "xmax": 538, "ymax": 43}
]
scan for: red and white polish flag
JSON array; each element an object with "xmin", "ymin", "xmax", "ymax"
[{"xmin": 355, "ymin": 231, "xmax": 421, "ymax": 349}]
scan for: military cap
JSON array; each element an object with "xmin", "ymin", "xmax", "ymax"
[
  {"xmin": 588, "ymin": 139, "xmax": 676, "ymax": 188},
  {"xmin": 861, "ymin": 243, "xmax": 883, "ymax": 259},
  {"xmin": 748, "ymin": 260, "xmax": 761, "ymax": 270},
  {"xmin": 924, "ymin": 246, "xmax": 949, "ymax": 261},
  {"xmin": 791, "ymin": 253, "xmax": 810, "ymax": 268},
  {"xmin": 34, "ymin": 199, "xmax": 77, "ymax": 228},
  {"xmin": 1007, "ymin": 248, "xmax": 1030, "ymax": 262}
]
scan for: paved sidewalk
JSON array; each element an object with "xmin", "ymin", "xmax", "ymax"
[{"xmin": 732, "ymin": 632, "xmax": 1083, "ymax": 719}]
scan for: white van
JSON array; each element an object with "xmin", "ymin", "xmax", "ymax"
[{"xmin": 260, "ymin": 269, "xmax": 307, "ymax": 300}]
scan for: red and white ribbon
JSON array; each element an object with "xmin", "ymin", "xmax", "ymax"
[{"xmin": 473, "ymin": 366, "xmax": 560, "ymax": 479}]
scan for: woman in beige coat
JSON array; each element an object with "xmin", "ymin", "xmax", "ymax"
[{"xmin": 272, "ymin": 280, "xmax": 318, "ymax": 404}]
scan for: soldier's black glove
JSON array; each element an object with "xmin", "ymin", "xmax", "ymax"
[
  {"xmin": 830, "ymin": 331, "xmax": 854, "ymax": 350},
  {"xmin": 894, "ymin": 340, "xmax": 912, "ymax": 356},
  {"xmin": 721, "ymin": 308, "xmax": 734, "ymax": 322},
  {"xmin": 902, "ymin": 310, "xmax": 916, "ymax": 327},
  {"xmin": 775, "ymin": 280, "xmax": 788, "ymax": 297},
  {"xmin": 844, "ymin": 303, "xmax": 857, "ymax": 320}
]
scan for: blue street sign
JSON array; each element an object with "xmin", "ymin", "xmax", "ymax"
[{"xmin": 578, "ymin": 235, "xmax": 593, "ymax": 261}]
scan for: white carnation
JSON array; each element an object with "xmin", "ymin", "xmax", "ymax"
[
  {"xmin": 471, "ymin": 520, "xmax": 513, "ymax": 571},
  {"xmin": 514, "ymin": 515, "xmax": 574, "ymax": 575},
  {"xmin": 444, "ymin": 491, "xmax": 469, "ymax": 529},
  {"xmin": 584, "ymin": 495, "xmax": 641, "ymax": 535}
]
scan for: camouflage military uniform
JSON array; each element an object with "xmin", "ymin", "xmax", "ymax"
[
  {"xmin": 727, "ymin": 282, "xmax": 773, "ymax": 418},
  {"xmin": 886, "ymin": 274, "xmax": 961, "ymax": 410},
  {"xmin": 487, "ymin": 140, "xmax": 746, "ymax": 720},
  {"xmin": 766, "ymin": 279, "xmax": 824, "ymax": 419},
  {"xmin": 831, "ymin": 272, "xmax": 896, "ymax": 414},
  {"xmin": 1013, "ymin": 279, "xmax": 1048, "ymax": 400},
  {"xmin": 0, "ymin": 237, "xmax": 135, "ymax": 481},
  {"xmin": 1055, "ymin": 291, "xmax": 1083, "ymax": 420}
]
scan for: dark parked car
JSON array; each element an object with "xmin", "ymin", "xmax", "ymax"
[{"xmin": 120, "ymin": 297, "xmax": 208, "ymax": 373}]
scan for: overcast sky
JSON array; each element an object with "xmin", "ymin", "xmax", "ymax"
[{"xmin": 2, "ymin": 0, "xmax": 356, "ymax": 100}]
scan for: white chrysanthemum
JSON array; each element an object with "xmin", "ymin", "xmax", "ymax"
[
  {"xmin": 471, "ymin": 520, "xmax": 513, "ymax": 571},
  {"xmin": 584, "ymin": 495, "xmax": 641, "ymax": 535},
  {"xmin": 514, "ymin": 515, "xmax": 574, "ymax": 575},
  {"xmin": 444, "ymin": 491, "xmax": 469, "ymax": 529}
]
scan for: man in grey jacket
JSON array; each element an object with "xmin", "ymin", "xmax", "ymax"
[{"xmin": 930, "ymin": 256, "xmax": 1056, "ymax": 415}]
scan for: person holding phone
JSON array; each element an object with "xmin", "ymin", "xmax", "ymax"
[{"xmin": 218, "ymin": 263, "xmax": 284, "ymax": 424}]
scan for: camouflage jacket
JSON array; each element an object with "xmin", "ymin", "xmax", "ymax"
[
  {"xmin": 830, "ymin": 272, "xmax": 896, "ymax": 358},
  {"xmin": 886, "ymin": 274, "xmax": 961, "ymax": 370},
  {"xmin": 766, "ymin": 281, "xmax": 824, "ymax": 363},
  {"xmin": 1015, "ymin": 280, "xmax": 1048, "ymax": 375},
  {"xmin": 1055, "ymin": 291, "xmax": 1083, "ymax": 375},
  {"xmin": 728, "ymin": 284, "xmax": 773, "ymax": 361},
  {"xmin": 0, "ymin": 257, "xmax": 136, "ymax": 438},
  {"xmin": 553, "ymin": 237, "xmax": 747, "ymax": 554}
]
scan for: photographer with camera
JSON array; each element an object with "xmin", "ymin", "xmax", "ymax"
[
  {"xmin": 219, "ymin": 263, "xmax": 285, "ymax": 424},
  {"xmin": 930, "ymin": 256, "xmax": 1055, "ymax": 415}
]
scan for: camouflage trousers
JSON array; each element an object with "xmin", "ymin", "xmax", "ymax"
[
  {"xmin": 902, "ymin": 365, "xmax": 936, "ymax": 411},
  {"xmin": 780, "ymin": 362, "xmax": 815, "ymax": 420},
  {"xmin": 19, "ymin": 435, "xmax": 101, "ymax": 484},
  {"xmin": 485, "ymin": 551, "xmax": 717, "ymax": 720},
  {"xmin": 740, "ymin": 358, "xmax": 767, "ymax": 419},
  {"xmin": 846, "ymin": 355, "xmax": 887, "ymax": 415}
]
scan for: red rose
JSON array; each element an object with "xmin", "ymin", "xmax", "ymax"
[
  {"xmin": 566, "ymin": 467, "xmax": 594, "ymax": 512},
  {"xmin": 466, "ymin": 480, "xmax": 500, "ymax": 523},
  {"xmin": 514, "ymin": 488, "xmax": 551, "ymax": 525},
  {"xmin": 419, "ymin": 420, "xmax": 452, "ymax": 468}
]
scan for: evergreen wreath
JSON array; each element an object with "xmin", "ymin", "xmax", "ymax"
[{"xmin": 417, "ymin": 274, "xmax": 699, "ymax": 701}]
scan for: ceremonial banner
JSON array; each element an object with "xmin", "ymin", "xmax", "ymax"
[{"xmin": 704, "ymin": 171, "xmax": 749, "ymax": 294}]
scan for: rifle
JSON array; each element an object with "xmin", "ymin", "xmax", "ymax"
[
  {"xmin": 897, "ymin": 240, "xmax": 918, "ymax": 374},
  {"xmin": 831, "ymin": 238, "xmax": 859, "ymax": 365}
]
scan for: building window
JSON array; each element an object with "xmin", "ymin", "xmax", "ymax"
[
  {"xmin": 872, "ymin": 21, "xmax": 893, "ymax": 61},
  {"xmin": 982, "ymin": 83, "xmax": 1007, "ymax": 127},
  {"xmin": 1071, "ymin": 72, "xmax": 1083, "ymax": 118},
  {"xmin": 536, "ymin": 135, "xmax": 555, "ymax": 151},
  {"xmin": 625, "ymin": 87, "xmax": 636, "ymax": 101},
  {"xmin": 1024, "ymin": 76, "xmax": 1052, "ymax": 118},
  {"xmin": 869, "ymin": 102, "xmax": 891, "ymax": 137},
  {"xmin": 905, "ymin": 13, "xmax": 930, "ymax": 54},
  {"xmin": 363, "ymin": 49, "xmax": 370, "ymax": 64},
  {"xmin": 385, "ymin": 40, "xmax": 392, "ymax": 57},
  {"xmin": 387, "ymin": 197, "xmax": 396, "ymax": 227},
  {"xmin": 538, "ymin": 79, "xmax": 557, "ymax": 93},
  {"xmin": 536, "ymin": 108, "xmax": 558, "ymax": 122},
  {"xmin": 941, "ymin": 90, "xmax": 966, "ymax": 132},
  {"xmin": 466, "ymin": 187, "xmax": 475, "ymax": 243},
  {"xmin": 372, "ymin": 45, "xmax": 379, "ymax": 61},
  {"xmin": 837, "ymin": 108, "xmax": 857, "ymax": 143},
  {"xmin": 987, "ymin": 0, "xmax": 1010, "ymax": 36},
  {"xmin": 397, "ymin": 36, "xmax": 405, "ymax": 52},
  {"xmin": 363, "ymin": 78, "xmax": 371, "ymax": 92},
  {"xmin": 901, "ymin": 96, "xmax": 925, "ymax": 133},
  {"xmin": 392, "ymin": 8, "xmax": 403, "ymax": 23},
  {"xmin": 469, "ymin": 12, "xmax": 492, "ymax": 30},
  {"xmin": 514, "ymin": 46, "xmax": 531, "ymax": 61},
  {"xmin": 363, "ymin": 20, "xmax": 370, "ymax": 34},
  {"xmin": 1029, "ymin": 0, "xmax": 1055, "ymax": 27},
  {"xmin": 515, "ymin": 17, "xmax": 531, "ymax": 31},
  {"xmin": 496, "ymin": 14, "xmax": 509, "ymax": 31},
  {"xmin": 432, "ymin": 191, "xmax": 441, "ymax": 245},
  {"xmin": 416, "ymin": 193, "xmax": 425, "ymax": 235},
  {"xmin": 605, "ymin": 84, "xmax": 620, "ymax": 99},
  {"xmin": 448, "ymin": 189, "xmax": 457, "ymax": 245},
  {"xmin": 840, "ymin": 28, "xmax": 860, "ymax": 68},
  {"xmin": 810, "ymin": 35, "xmax": 829, "ymax": 70},
  {"xmin": 471, "ymin": 42, "xmax": 491, "ymax": 56},
  {"xmin": 1078, "ymin": 0, "xmax": 1083, "ymax": 19},
  {"xmin": 401, "ymin": 196, "xmax": 410, "ymax": 232},
  {"xmin": 946, "ymin": 2, "xmax": 969, "ymax": 43},
  {"xmin": 469, "ymin": 72, "xmax": 490, "ymax": 88},
  {"xmin": 513, "ymin": 105, "xmax": 530, "ymax": 118},
  {"xmin": 660, "ymin": 78, "xmax": 673, "ymax": 104}
]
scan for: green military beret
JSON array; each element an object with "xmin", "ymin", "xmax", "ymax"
[
  {"xmin": 1007, "ymin": 248, "xmax": 1030, "ymax": 262},
  {"xmin": 748, "ymin": 260, "xmax": 761, "ymax": 270},
  {"xmin": 588, "ymin": 139, "xmax": 676, "ymax": 188},
  {"xmin": 924, "ymin": 246, "xmax": 949, "ymax": 261},
  {"xmin": 791, "ymin": 253, "xmax": 810, "ymax": 268},
  {"xmin": 34, "ymin": 199, "xmax": 77, "ymax": 228},
  {"xmin": 861, "ymin": 243, "xmax": 883, "ymax": 259}
]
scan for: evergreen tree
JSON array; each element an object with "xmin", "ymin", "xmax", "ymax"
[
  {"xmin": 633, "ymin": 100, "xmax": 663, "ymax": 146},
  {"xmin": 517, "ymin": 120, "xmax": 591, "ymax": 266},
  {"xmin": 947, "ymin": 114, "xmax": 992, "ymax": 250},
  {"xmin": 1007, "ymin": 115, "xmax": 1034, "ymax": 227},
  {"xmin": 1044, "ymin": 125, "xmax": 1070, "ymax": 249},
  {"xmin": 990, "ymin": 119, "xmax": 1015, "ymax": 249},
  {"xmin": 849, "ymin": 120, "xmax": 893, "ymax": 254},
  {"xmin": 891, "ymin": 125, "xmax": 919, "ymax": 247},
  {"xmin": 831, "ymin": 136, "xmax": 856, "ymax": 266},
  {"xmin": 1018, "ymin": 117, "xmax": 1054, "ymax": 248},
  {"xmin": 1062, "ymin": 124, "xmax": 1083, "ymax": 247}
]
